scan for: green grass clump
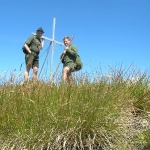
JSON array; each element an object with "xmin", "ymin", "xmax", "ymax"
[{"xmin": 0, "ymin": 67, "xmax": 150, "ymax": 149}]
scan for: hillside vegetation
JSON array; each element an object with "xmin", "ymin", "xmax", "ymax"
[{"xmin": 0, "ymin": 67, "xmax": 150, "ymax": 150}]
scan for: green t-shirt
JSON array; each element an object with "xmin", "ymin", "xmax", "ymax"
[
  {"xmin": 62, "ymin": 45, "xmax": 78, "ymax": 67},
  {"xmin": 25, "ymin": 35, "xmax": 42, "ymax": 53}
]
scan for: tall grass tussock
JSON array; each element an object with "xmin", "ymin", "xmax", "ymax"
[{"xmin": 0, "ymin": 66, "xmax": 150, "ymax": 150}]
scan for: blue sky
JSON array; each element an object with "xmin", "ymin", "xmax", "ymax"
[{"xmin": 0, "ymin": 0, "xmax": 150, "ymax": 80}]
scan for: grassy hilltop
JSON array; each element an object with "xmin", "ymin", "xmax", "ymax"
[{"xmin": 0, "ymin": 67, "xmax": 150, "ymax": 150}]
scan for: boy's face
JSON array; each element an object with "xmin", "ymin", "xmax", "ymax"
[
  {"xmin": 64, "ymin": 38, "xmax": 70, "ymax": 47},
  {"xmin": 37, "ymin": 31, "xmax": 43, "ymax": 38}
]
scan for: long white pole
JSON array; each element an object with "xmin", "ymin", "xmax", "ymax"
[
  {"xmin": 50, "ymin": 18, "xmax": 56, "ymax": 80},
  {"xmin": 32, "ymin": 33, "xmax": 64, "ymax": 46}
]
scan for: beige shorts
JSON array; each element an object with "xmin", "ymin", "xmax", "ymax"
[{"xmin": 25, "ymin": 52, "xmax": 39, "ymax": 68}]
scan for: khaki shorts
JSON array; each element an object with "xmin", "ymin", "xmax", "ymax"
[
  {"xmin": 25, "ymin": 52, "xmax": 39, "ymax": 68},
  {"xmin": 64, "ymin": 63, "xmax": 76, "ymax": 73}
]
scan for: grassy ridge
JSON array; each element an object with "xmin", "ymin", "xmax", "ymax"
[{"xmin": 0, "ymin": 68, "xmax": 150, "ymax": 149}]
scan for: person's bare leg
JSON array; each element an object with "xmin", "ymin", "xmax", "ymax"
[
  {"xmin": 24, "ymin": 64, "xmax": 31, "ymax": 81},
  {"xmin": 62, "ymin": 67, "xmax": 70, "ymax": 83},
  {"xmin": 67, "ymin": 72, "xmax": 73, "ymax": 84},
  {"xmin": 32, "ymin": 66, "xmax": 38, "ymax": 81}
]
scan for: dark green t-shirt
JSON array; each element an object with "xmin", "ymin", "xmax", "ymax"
[
  {"xmin": 62, "ymin": 45, "xmax": 78, "ymax": 67},
  {"xmin": 25, "ymin": 35, "xmax": 42, "ymax": 53}
]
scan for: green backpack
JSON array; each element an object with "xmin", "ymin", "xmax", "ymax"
[
  {"xmin": 75, "ymin": 55, "xmax": 83, "ymax": 71},
  {"xmin": 22, "ymin": 46, "xmax": 28, "ymax": 54}
]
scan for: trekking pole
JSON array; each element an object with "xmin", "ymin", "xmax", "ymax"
[
  {"xmin": 50, "ymin": 35, "xmax": 74, "ymax": 82},
  {"xmin": 38, "ymin": 41, "xmax": 52, "ymax": 78}
]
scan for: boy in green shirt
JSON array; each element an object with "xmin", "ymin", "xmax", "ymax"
[
  {"xmin": 23, "ymin": 27, "xmax": 45, "ymax": 81},
  {"xmin": 61, "ymin": 36, "xmax": 78, "ymax": 83}
]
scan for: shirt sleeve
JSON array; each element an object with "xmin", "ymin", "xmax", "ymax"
[
  {"xmin": 25, "ymin": 36, "xmax": 34, "ymax": 46},
  {"xmin": 66, "ymin": 45, "xmax": 78, "ymax": 57}
]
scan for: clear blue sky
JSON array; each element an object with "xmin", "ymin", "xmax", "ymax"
[{"xmin": 0, "ymin": 0, "xmax": 150, "ymax": 79}]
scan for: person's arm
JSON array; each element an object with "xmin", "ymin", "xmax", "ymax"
[
  {"xmin": 24, "ymin": 43, "xmax": 31, "ymax": 53},
  {"xmin": 41, "ymin": 38, "xmax": 45, "ymax": 49}
]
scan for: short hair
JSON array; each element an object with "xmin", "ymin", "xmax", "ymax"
[{"xmin": 63, "ymin": 36, "xmax": 71, "ymax": 41}]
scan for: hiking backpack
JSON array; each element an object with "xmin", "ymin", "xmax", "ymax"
[
  {"xmin": 75, "ymin": 55, "xmax": 83, "ymax": 71},
  {"xmin": 22, "ymin": 47, "xmax": 28, "ymax": 54}
]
